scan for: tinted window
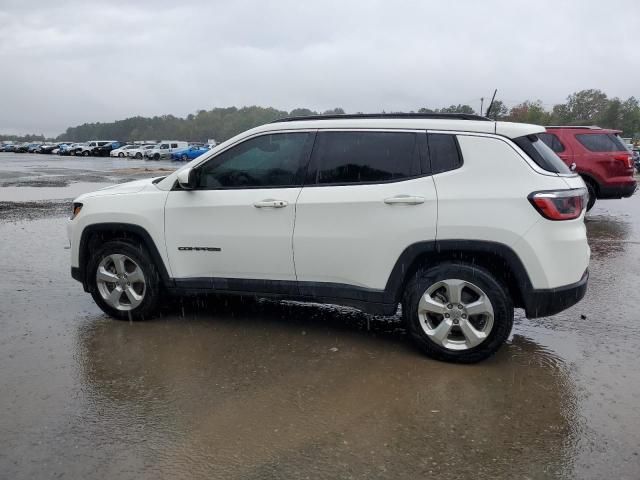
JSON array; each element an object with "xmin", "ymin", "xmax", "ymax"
[
  {"xmin": 428, "ymin": 134, "xmax": 462, "ymax": 174},
  {"xmin": 197, "ymin": 132, "xmax": 311, "ymax": 189},
  {"xmin": 309, "ymin": 131, "xmax": 420, "ymax": 185},
  {"xmin": 171, "ymin": 143, "xmax": 178, "ymax": 148},
  {"xmin": 538, "ymin": 132, "xmax": 565, "ymax": 153},
  {"xmin": 576, "ymin": 133, "xmax": 627, "ymax": 152},
  {"xmin": 513, "ymin": 134, "xmax": 571, "ymax": 174}
]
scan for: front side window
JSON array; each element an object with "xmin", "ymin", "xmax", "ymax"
[
  {"xmin": 308, "ymin": 131, "xmax": 421, "ymax": 185},
  {"xmin": 197, "ymin": 132, "xmax": 312, "ymax": 189},
  {"xmin": 576, "ymin": 133, "xmax": 627, "ymax": 152},
  {"xmin": 160, "ymin": 144, "xmax": 169, "ymax": 149}
]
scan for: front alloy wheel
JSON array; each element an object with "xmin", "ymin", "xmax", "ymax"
[
  {"xmin": 96, "ymin": 254, "xmax": 146, "ymax": 311},
  {"xmin": 89, "ymin": 240, "xmax": 160, "ymax": 320}
]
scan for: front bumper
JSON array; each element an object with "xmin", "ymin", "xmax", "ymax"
[{"xmin": 524, "ymin": 269, "xmax": 588, "ymax": 318}]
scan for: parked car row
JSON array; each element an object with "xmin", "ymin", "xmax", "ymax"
[{"xmin": 1, "ymin": 140, "xmax": 215, "ymax": 161}]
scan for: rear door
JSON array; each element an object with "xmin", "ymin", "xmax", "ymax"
[{"xmin": 293, "ymin": 130, "xmax": 437, "ymax": 292}]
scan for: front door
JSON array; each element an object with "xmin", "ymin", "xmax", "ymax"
[{"xmin": 164, "ymin": 131, "xmax": 315, "ymax": 287}]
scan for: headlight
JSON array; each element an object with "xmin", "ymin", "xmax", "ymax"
[{"xmin": 71, "ymin": 202, "xmax": 83, "ymax": 219}]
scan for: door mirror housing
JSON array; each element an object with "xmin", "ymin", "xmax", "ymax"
[{"xmin": 177, "ymin": 167, "xmax": 197, "ymax": 190}]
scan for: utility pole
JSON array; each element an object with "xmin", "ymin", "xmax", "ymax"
[{"xmin": 480, "ymin": 97, "xmax": 484, "ymax": 116}]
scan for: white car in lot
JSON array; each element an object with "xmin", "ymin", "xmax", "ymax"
[
  {"xmin": 144, "ymin": 141, "xmax": 189, "ymax": 160},
  {"xmin": 110, "ymin": 145, "xmax": 139, "ymax": 158},
  {"xmin": 68, "ymin": 114, "xmax": 590, "ymax": 363},
  {"xmin": 126, "ymin": 144, "xmax": 157, "ymax": 159}
]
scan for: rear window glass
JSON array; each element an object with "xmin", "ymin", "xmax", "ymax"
[
  {"xmin": 310, "ymin": 131, "xmax": 421, "ymax": 185},
  {"xmin": 513, "ymin": 135, "xmax": 571, "ymax": 174},
  {"xmin": 538, "ymin": 132, "xmax": 565, "ymax": 153},
  {"xmin": 576, "ymin": 133, "xmax": 628, "ymax": 152}
]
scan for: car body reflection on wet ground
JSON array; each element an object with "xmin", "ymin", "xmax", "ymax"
[{"xmin": 0, "ymin": 154, "xmax": 638, "ymax": 479}]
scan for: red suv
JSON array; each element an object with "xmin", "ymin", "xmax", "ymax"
[{"xmin": 541, "ymin": 127, "xmax": 637, "ymax": 210}]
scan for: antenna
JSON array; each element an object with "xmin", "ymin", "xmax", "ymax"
[
  {"xmin": 480, "ymin": 97, "xmax": 484, "ymax": 116},
  {"xmin": 485, "ymin": 89, "xmax": 498, "ymax": 118}
]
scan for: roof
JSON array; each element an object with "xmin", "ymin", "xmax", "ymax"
[{"xmin": 257, "ymin": 115, "xmax": 544, "ymax": 139}]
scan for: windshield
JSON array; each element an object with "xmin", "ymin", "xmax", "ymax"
[{"xmin": 513, "ymin": 134, "xmax": 571, "ymax": 174}]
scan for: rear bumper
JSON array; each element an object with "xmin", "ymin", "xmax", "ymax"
[
  {"xmin": 524, "ymin": 269, "xmax": 588, "ymax": 318},
  {"xmin": 598, "ymin": 180, "xmax": 637, "ymax": 199}
]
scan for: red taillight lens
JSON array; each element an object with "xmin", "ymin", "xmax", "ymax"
[
  {"xmin": 528, "ymin": 188, "xmax": 587, "ymax": 221},
  {"xmin": 613, "ymin": 154, "xmax": 633, "ymax": 168}
]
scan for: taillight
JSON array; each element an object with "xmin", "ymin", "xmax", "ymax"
[
  {"xmin": 613, "ymin": 154, "xmax": 633, "ymax": 168},
  {"xmin": 528, "ymin": 188, "xmax": 587, "ymax": 221}
]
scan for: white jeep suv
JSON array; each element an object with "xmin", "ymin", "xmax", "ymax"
[{"xmin": 68, "ymin": 114, "xmax": 590, "ymax": 363}]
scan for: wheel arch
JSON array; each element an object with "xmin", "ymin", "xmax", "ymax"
[
  {"xmin": 77, "ymin": 223, "xmax": 172, "ymax": 291},
  {"xmin": 384, "ymin": 240, "xmax": 533, "ymax": 311}
]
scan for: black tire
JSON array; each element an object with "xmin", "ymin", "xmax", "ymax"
[
  {"xmin": 83, "ymin": 150, "xmax": 89, "ymax": 157},
  {"xmin": 118, "ymin": 152, "xmax": 124, "ymax": 157},
  {"xmin": 585, "ymin": 181, "xmax": 596, "ymax": 212},
  {"xmin": 87, "ymin": 240, "xmax": 161, "ymax": 321},
  {"xmin": 153, "ymin": 153, "xmax": 160, "ymax": 161},
  {"xmin": 135, "ymin": 152, "xmax": 142, "ymax": 159},
  {"xmin": 402, "ymin": 262, "xmax": 513, "ymax": 363},
  {"xmin": 181, "ymin": 154, "xmax": 188, "ymax": 161}
]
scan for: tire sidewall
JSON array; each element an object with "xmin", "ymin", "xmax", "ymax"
[
  {"xmin": 87, "ymin": 240, "xmax": 160, "ymax": 320},
  {"xmin": 403, "ymin": 262, "xmax": 514, "ymax": 363}
]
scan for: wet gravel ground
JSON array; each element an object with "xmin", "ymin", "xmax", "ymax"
[{"xmin": 0, "ymin": 152, "xmax": 639, "ymax": 479}]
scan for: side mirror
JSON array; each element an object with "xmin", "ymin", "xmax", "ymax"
[{"xmin": 177, "ymin": 167, "xmax": 197, "ymax": 190}]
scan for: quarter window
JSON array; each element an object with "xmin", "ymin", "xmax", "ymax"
[
  {"xmin": 197, "ymin": 132, "xmax": 312, "ymax": 189},
  {"xmin": 428, "ymin": 134, "xmax": 463, "ymax": 174},
  {"xmin": 308, "ymin": 131, "xmax": 421, "ymax": 185}
]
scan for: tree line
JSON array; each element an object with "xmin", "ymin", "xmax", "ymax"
[{"xmin": 2, "ymin": 89, "xmax": 638, "ymax": 144}]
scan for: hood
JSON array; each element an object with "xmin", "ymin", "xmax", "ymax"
[{"xmin": 75, "ymin": 178, "xmax": 156, "ymax": 201}]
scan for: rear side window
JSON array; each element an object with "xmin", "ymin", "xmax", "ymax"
[
  {"xmin": 309, "ymin": 131, "xmax": 421, "ymax": 185},
  {"xmin": 513, "ymin": 134, "xmax": 571, "ymax": 174},
  {"xmin": 427, "ymin": 134, "xmax": 462, "ymax": 174},
  {"xmin": 538, "ymin": 132, "xmax": 565, "ymax": 153},
  {"xmin": 576, "ymin": 133, "xmax": 628, "ymax": 152}
]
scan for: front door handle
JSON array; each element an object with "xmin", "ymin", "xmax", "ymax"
[
  {"xmin": 254, "ymin": 199, "xmax": 288, "ymax": 208},
  {"xmin": 384, "ymin": 195, "xmax": 425, "ymax": 205}
]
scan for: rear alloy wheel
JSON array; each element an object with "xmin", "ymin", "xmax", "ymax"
[
  {"xmin": 119, "ymin": 152, "xmax": 124, "ymax": 157},
  {"xmin": 83, "ymin": 150, "xmax": 89, "ymax": 157},
  {"xmin": 89, "ymin": 240, "xmax": 160, "ymax": 320},
  {"xmin": 135, "ymin": 153, "xmax": 142, "ymax": 159},
  {"xmin": 403, "ymin": 262, "xmax": 513, "ymax": 363},
  {"xmin": 181, "ymin": 154, "xmax": 188, "ymax": 161}
]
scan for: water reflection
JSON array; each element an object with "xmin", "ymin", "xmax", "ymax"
[{"xmin": 76, "ymin": 298, "xmax": 579, "ymax": 478}]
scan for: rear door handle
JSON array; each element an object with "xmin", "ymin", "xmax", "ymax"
[
  {"xmin": 384, "ymin": 195, "xmax": 425, "ymax": 205},
  {"xmin": 254, "ymin": 199, "xmax": 288, "ymax": 208}
]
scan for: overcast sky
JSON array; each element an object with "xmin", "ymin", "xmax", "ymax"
[{"xmin": 0, "ymin": 0, "xmax": 638, "ymax": 136}]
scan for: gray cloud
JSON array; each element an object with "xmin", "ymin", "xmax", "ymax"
[{"xmin": 1, "ymin": 0, "xmax": 638, "ymax": 136}]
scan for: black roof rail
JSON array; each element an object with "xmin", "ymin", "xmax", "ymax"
[{"xmin": 271, "ymin": 113, "xmax": 492, "ymax": 123}]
